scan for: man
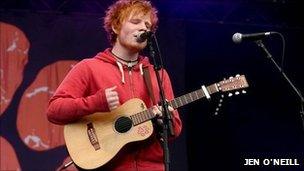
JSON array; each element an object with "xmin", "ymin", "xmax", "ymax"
[{"xmin": 46, "ymin": 0, "xmax": 182, "ymax": 170}]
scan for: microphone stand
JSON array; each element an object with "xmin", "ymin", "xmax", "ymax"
[
  {"xmin": 58, "ymin": 160, "xmax": 74, "ymax": 170},
  {"xmin": 146, "ymin": 35, "xmax": 175, "ymax": 171},
  {"xmin": 255, "ymin": 40, "xmax": 304, "ymax": 129}
]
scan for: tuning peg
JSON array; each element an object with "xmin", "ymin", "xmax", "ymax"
[
  {"xmin": 235, "ymin": 74, "xmax": 240, "ymax": 77},
  {"xmin": 242, "ymin": 90, "xmax": 247, "ymax": 94},
  {"xmin": 229, "ymin": 76, "xmax": 233, "ymax": 79},
  {"xmin": 214, "ymin": 108, "xmax": 219, "ymax": 115},
  {"xmin": 235, "ymin": 91, "xmax": 240, "ymax": 95},
  {"xmin": 228, "ymin": 93, "xmax": 233, "ymax": 97},
  {"xmin": 213, "ymin": 94, "xmax": 224, "ymax": 116}
]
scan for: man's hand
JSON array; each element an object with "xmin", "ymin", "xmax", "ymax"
[
  {"xmin": 105, "ymin": 86, "xmax": 120, "ymax": 111},
  {"xmin": 152, "ymin": 104, "xmax": 175, "ymax": 131},
  {"xmin": 151, "ymin": 104, "xmax": 174, "ymax": 117}
]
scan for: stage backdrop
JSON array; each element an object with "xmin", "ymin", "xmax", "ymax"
[{"xmin": 1, "ymin": 1, "xmax": 304, "ymax": 171}]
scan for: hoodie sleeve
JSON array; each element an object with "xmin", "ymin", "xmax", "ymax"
[
  {"xmin": 161, "ymin": 69, "xmax": 183, "ymax": 138},
  {"xmin": 46, "ymin": 60, "xmax": 108, "ymax": 125}
]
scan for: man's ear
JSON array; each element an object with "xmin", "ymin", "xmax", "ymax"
[{"xmin": 112, "ymin": 25, "xmax": 118, "ymax": 34}]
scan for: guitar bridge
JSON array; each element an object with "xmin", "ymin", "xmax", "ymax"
[{"xmin": 87, "ymin": 123, "xmax": 100, "ymax": 150}]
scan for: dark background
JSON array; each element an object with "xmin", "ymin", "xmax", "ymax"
[{"xmin": 1, "ymin": 0, "xmax": 304, "ymax": 170}]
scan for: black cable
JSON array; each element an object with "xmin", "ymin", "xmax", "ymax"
[
  {"xmin": 152, "ymin": 33, "xmax": 165, "ymax": 87},
  {"xmin": 274, "ymin": 32, "xmax": 286, "ymax": 70}
]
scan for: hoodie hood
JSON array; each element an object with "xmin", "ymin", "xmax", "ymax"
[{"xmin": 95, "ymin": 48, "xmax": 152, "ymax": 84}]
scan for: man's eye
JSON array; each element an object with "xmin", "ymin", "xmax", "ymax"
[{"xmin": 130, "ymin": 19, "xmax": 140, "ymax": 24}]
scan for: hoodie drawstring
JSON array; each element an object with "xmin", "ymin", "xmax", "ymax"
[
  {"xmin": 116, "ymin": 61, "xmax": 144, "ymax": 84},
  {"xmin": 116, "ymin": 61, "xmax": 125, "ymax": 84},
  {"xmin": 139, "ymin": 63, "xmax": 143, "ymax": 75}
]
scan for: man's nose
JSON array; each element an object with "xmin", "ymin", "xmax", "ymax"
[{"xmin": 139, "ymin": 22, "xmax": 148, "ymax": 31}]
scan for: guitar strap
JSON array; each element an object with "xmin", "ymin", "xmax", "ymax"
[{"xmin": 143, "ymin": 67, "xmax": 157, "ymax": 105}]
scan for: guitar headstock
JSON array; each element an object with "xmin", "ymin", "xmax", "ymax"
[{"xmin": 218, "ymin": 74, "xmax": 249, "ymax": 93}]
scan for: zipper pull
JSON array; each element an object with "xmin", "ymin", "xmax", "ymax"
[
  {"xmin": 128, "ymin": 66, "xmax": 132, "ymax": 75},
  {"xmin": 127, "ymin": 63, "xmax": 133, "ymax": 68}
]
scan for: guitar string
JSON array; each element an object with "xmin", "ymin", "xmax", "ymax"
[
  {"xmin": 91, "ymin": 84, "xmax": 244, "ymax": 134},
  {"xmin": 99, "ymin": 92, "xmax": 204, "ymax": 131}
]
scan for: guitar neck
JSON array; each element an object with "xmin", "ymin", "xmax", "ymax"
[
  {"xmin": 130, "ymin": 83, "xmax": 219, "ymax": 126},
  {"xmin": 168, "ymin": 83, "xmax": 219, "ymax": 109}
]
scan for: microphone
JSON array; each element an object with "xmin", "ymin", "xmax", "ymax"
[
  {"xmin": 136, "ymin": 31, "xmax": 153, "ymax": 42},
  {"xmin": 232, "ymin": 32, "xmax": 274, "ymax": 43}
]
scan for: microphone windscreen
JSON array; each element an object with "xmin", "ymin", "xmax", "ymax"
[{"xmin": 232, "ymin": 33, "xmax": 242, "ymax": 44}]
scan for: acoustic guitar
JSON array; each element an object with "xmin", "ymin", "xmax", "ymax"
[{"xmin": 64, "ymin": 74, "xmax": 249, "ymax": 169}]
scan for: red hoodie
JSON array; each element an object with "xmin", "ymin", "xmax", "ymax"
[{"xmin": 46, "ymin": 48, "xmax": 182, "ymax": 171}]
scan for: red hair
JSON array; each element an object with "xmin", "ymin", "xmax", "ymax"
[{"xmin": 104, "ymin": 0, "xmax": 158, "ymax": 44}]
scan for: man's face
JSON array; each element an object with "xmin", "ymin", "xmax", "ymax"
[{"xmin": 115, "ymin": 12, "xmax": 152, "ymax": 52}]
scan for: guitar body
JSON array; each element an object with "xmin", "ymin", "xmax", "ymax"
[{"xmin": 64, "ymin": 98, "xmax": 154, "ymax": 170}]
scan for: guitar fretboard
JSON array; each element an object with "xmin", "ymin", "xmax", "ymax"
[
  {"xmin": 130, "ymin": 109, "xmax": 155, "ymax": 126},
  {"xmin": 130, "ymin": 83, "xmax": 219, "ymax": 126},
  {"xmin": 169, "ymin": 83, "xmax": 219, "ymax": 109}
]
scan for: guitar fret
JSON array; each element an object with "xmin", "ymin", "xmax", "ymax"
[
  {"xmin": 189, "ymin": 93, "xmax": 194, "ymax": 102},
  {"xmin": 174, "ymin": 98, "xmax": 179, "ymax": 108},
  {"xmin": 183, "ymin": 95, "xmax": 188, "ymax": 104},
  {"xmin": 197, "ymin": 90, "xmax": 204, "ymax": 98},
  {"xmin": 139, "ymin": 113, "xmax": 143, "ymax": 123},
  {"xmin": 133, "ymin": 115, "xmax": 139, "ymax": 125},
  {"xmin": 174, "ymin": 98, "xmax": 178, "ymax": 108},
  {"xmin": 173, "ymin": 100, "xmax": 178, "ymax": 109},
  {"xmin": 143, "ymin": 112, "xmax": 146, "ymax": 122},
  {"xmin": 194, "ymin": 92, "xmax": 199, "ymax": 100},
  {"xmin": 135, "ymin": 115, "xmax": 139, "ymax": 125},
  {"xmin": 194, "ymin": 90, "xmax": 199, "ymax": 99},
  {"xmin": 148, "ymin": 111, "xmax": 152, "ymax": 119},
  {"xmin": 185, "ymin": 94, "xmax": 191, "ymax": 105},
  {"xmin": 188, "ymin": 93, "xmax": 193, "ymax": 102},
  {"xmin": 177, "ymin": 98, "xmax": 181, "ymax": 106},
  {"xmin": 178, "ymin": 97, "xmax": 183, "ymax": 106},
  {"xmin": 142, "ymin": 111, "xmax": 147, "ymax": 121},
  {"xmin": 184, "ymin": 94, "xmax": 189, "ymax": 104},
  {"xmin": 138, "ymin": 113, "xmax": 143, "ymax": 123},
  {"xmin": 144, "ymin": 111, "xmax": 149, "ymax": 120},
  {"xmin": 137, "ymin": 113, "xmax": 141, "ymax": 124},
  {"xmin": 180, "ymin": 97, "xmax": 184, "ymax": 107},
  {"xmin": 135, "ymin": 114, "xmax": 141, "ymax": 125},
  {"xmin": 207, "ymin": 84, "xmax": 219, "ymax": 94},
  {"xmin": 137, "ymin": 113, "xmax": 141, "ymax": 123},
  {"xmin": 147, "ymin": 110, "xmax": 153, "ymax": 119},
  {"xmin": 143, "ymin": 112, "xmax": 147, "ymax": 121},
  {"xmin": 135, "ymin": 113, "xmax": 140, "ymax": 124}
]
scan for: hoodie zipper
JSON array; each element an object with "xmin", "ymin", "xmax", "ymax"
[{"xmin": 128, "ymin": 66, "xmax": 135, "ymax": 98}]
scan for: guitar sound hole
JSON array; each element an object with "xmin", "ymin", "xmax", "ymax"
[{"xmin": 115, "ymin": 116, "xmax": 133, "ymax": 133}]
